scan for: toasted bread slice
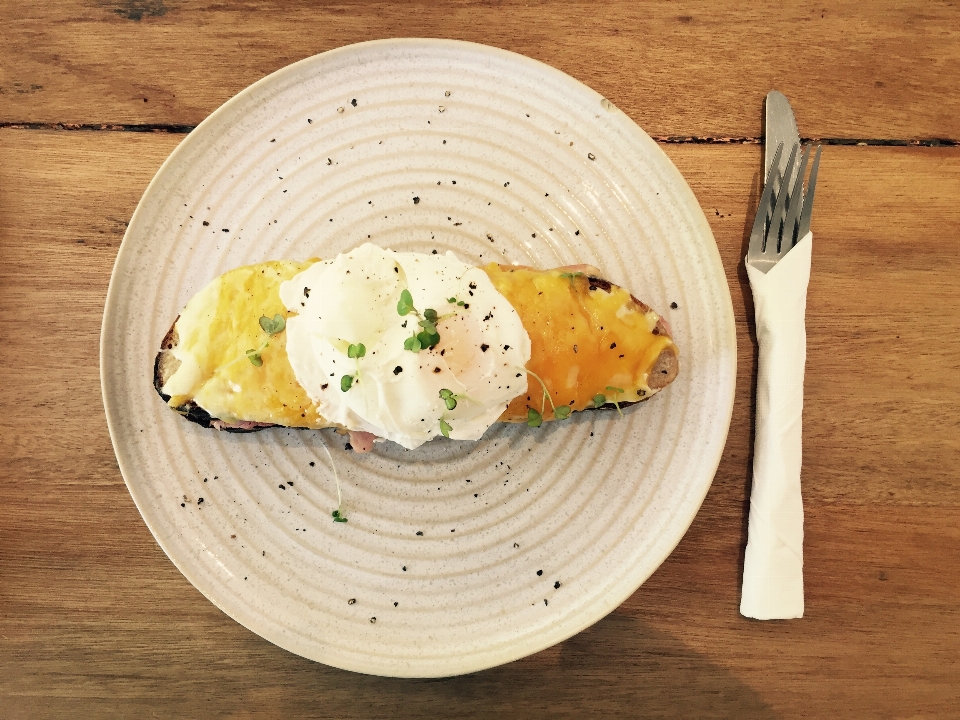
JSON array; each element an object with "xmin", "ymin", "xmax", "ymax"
[{"xmin": 154, "ymin": 261, "xmax": 678, "ymax": 434}]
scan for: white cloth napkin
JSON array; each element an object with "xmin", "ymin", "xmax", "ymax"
[{"xmin": 740, "ymin": 231, "xmax": 812, "ymax": 620}]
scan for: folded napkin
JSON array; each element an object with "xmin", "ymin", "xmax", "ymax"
[{"xmin": 740, "ymin": 231, "xmax": 812, "ymax": 620}]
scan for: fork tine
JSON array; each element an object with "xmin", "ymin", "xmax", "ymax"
[
  {"xmin": 782, "ymin": 145, "xmax": 810, "ymax": 248},
  {"xmin": 748, "ymin": 142, "xmax": 783, "ymax": 258},
  {"xmin": 765, "ymin": 142, "xmax": 799, "ymax": 253},
  {"xmin": 798, "ymin": 145, "xmax": 822, "ymax": 237}
]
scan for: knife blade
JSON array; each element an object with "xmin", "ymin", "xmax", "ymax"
[{"xmin": 765, "ymin": 90, "xmax": 801, "ymax": 190}]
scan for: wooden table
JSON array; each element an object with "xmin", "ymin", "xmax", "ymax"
[{"xmin": 2, "ymin": 3, "xmax": 958, "ymax": 718}]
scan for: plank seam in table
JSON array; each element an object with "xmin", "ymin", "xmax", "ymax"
[{"xmin": 3, "ymin": 122, "xmax": 959, "ymax": 147}]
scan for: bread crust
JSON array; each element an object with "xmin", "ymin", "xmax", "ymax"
[{"xmin": 154, "ymin": 321, "xmax": 265, "ymax": 432}]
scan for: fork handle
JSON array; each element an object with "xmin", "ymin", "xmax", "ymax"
[{"xmin": 740, "ymin": 231, "xmax": 812, "ymax": 620}]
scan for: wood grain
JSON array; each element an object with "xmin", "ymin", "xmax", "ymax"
[
  {"xmin": 2, "ymin": 1, "xmax": 960, "ymax": 139},
  {"xmin": 1, "ymin": 129, "xmax": 959, "ymax": 718}
]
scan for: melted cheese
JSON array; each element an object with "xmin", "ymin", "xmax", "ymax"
[
  {"xmin": 482, "ymin": 264, "xmax": 675, "ymax": 422},
  {"xmin": 162, "ymin": 261, "xmax": 327, "ymax": 428}
]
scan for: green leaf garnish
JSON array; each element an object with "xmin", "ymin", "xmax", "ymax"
[
  {"xmin": 259, "ymin": 314, "xmax": 286, "ymax": 335},
  {"xmin": 439, "ymin": 388, "xmax": 458, "ymax": 410},
  {"xmin": 605, "ymin": 386, "xmax": 625, "ymax": 418},
  {"xmin": 560, "ymin": 271, "xmax": 584, "ymax": 286},
  {"xmin": 527, "ymin": 408, "xmax": 543, "ymax": 427},
  {"xmin": 341, "ymin": 374, "xmax": 354, "ymax": 392},
  {"xmin": 592, "ymin": 393, "xmax": 606, "ymax": 408},
  {"xmin": 399, "ymin": 290, "xmax": 446, "ymax": 352},
  {"xmin": 523, "ymin": 366, "xmax": 572, "ymax": 421},
  {"xmin": 397, "ymin": 289, "xmax": 414, "ymax": 316},
  {"xmin": 347, "ymin": 343, "xmax": 366, "ymax": 359},
  {"xmin": 439, "ymin": 418, "xmax": 452, "ymax": 437},
  {"xmin": 416, "ymin": 329, "xmax": 440, "ymax": 349},
  {"xmin": 320, "ymin": 436, "xmax": 348, "ymax": 524},
  {"xmin": 237, "ymin": 315, "xmax": 284, "ymax": 368}
]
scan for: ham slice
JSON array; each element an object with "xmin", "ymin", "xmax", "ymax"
[{"xmin": 348, "ymin": 431, "xmax": 377, "ymax": 453}]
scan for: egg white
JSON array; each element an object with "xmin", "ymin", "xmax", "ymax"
[{"xmin": 279, "ymin": 243, "xmax": 531, "ymax": 449}]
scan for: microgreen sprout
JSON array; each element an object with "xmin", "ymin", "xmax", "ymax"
[
  {"xmin": 244, "ymin": 314, "xmax": 286, "ymax": 366},
  {"xmin": 559, "ymin": 271, "xmax": 584, "ymax": 287},
  {"xmin": 397, "ymin": 289, "xmax": 415, "ymax": 316},
  {"xmin": 320, "ymin": 434, "xmax": 347, "ymax": 523},
  {"xmin": 245, "ymin": 346, "xmax": 266, "ymax": 366},
  {"xmin": 605, "ymin": 386, "xmax": 625, "ymax": 418},
  {"xmin": 340, "ymin": 343, "xmax": 366, "ymax": 391},
  {"xmin": 592, "ymin": 393, "xmax": 606, "ymax": 408},
  {"xmin": 553, "ymin": 405, "xmax": 572, "ymax": 420},
  {"xmin": 439, "ymin": 418, "xmax": 452, "ymax": 438},
  {"xmin": 439, "ymin": 388, "xmax": 460, "ymax": 411},
  {"xmin": 259, "ymin": 314, "xmax": 286, "ymax": 335},
  {"xmin": 447, "ymin": 296, "xmax": 467, "ymax": 307},
  {"xmin": 347, "ymin": 343, "xmax": 366, "ymax": 359},
  {"xmin": 521, "ymin": 367, "xmax": 571, "ymax": 425},
  {"xmin": 398, "ymin": 289, "xmax": 442, "ymax": 352}
]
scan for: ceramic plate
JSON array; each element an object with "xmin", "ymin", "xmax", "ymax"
[{"xmin": 101, "ymin": 39, "xmax": 736, "ymax": 677}]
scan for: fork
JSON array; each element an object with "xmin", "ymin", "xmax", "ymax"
[{"xmin": 747, "ymin": 141, "xmax": 822, "ymax": 273}]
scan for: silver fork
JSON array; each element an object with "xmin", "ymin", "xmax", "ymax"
[{"xmin": 747, "ymin": 141, "xmax": 822, "ymax": 274}]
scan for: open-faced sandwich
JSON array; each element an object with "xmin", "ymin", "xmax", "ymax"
[{"xmin": 154, "ymin": 243, "xmax": 678, "ymax": 451}]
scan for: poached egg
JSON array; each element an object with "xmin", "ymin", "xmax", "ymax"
[{"xmin": 278, "ymin": 243, "xmax": 531, "ymax": 449}]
